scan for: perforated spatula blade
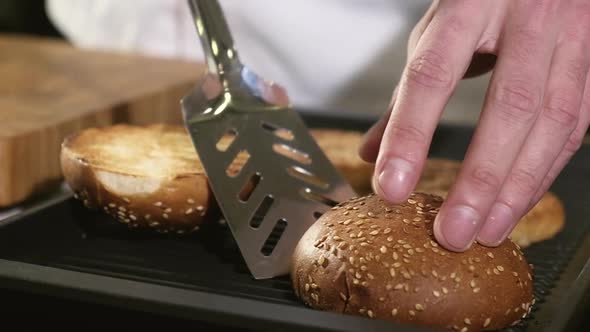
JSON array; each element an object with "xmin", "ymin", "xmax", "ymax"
[{"xmin": 181, "ymin": 0, "xmax": 357, "ymax": 279}]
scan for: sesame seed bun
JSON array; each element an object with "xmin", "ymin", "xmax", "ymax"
[
  {"xmin": 310, "ymin": 129, "xmax": 375, "ymax": 195},
  {"xmin": 291, "ymin": 193, "xmax": 534, "ymax": 331},
  {"xmin": 60, "ymin": 124, "xmax": 221, "ymax": 234},
  {"xmin": 415, "ymin": 158, "xmax": 565, "ymax": 248}
]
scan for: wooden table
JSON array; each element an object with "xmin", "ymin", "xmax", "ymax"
[{"xmin": 0, "ymin": 34, "xmax": 205, "ymax": 207}]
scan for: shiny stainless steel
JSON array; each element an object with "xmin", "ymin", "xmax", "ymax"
[{"xmin": 181, "ymin": 0, "xmax": 357, "ymax": 279}]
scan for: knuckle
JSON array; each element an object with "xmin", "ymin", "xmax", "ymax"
[
  {"xmin": 466, "ymin": 164, "xmax": 502, "ymax": 194},
  {"xmin": 564, "ymin": 132, "xmax": 584, "ymax": 154},
  {"xmin": 507, "ymin": 168, "xmax": 539, "ymax": 195},
  {"xmin": 406, "ymin": 49, "xmax": 453, "ymax": 89},
  {"xmin": 492, "ymin": 80, "xmax": 541, "ymax": 125},
  {"xmin": 542, "ymin": 91, "xmax": 580, "ymax": 129},
  {"xmin": 388, "ymin": 121, "xmax": 429, "ymax": 148}
]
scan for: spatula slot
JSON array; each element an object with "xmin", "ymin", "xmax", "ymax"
[
  {"xmin": 226, "ymin": 150, "xmax": 250, "ymax": 177},
  {"xmin": 287, "ymin": 166, "xmax": 329, "ymax": 189},
  {"xmin": 261, "ymin": 218, "xmax": 288, "ymax": 256},
  {"xmin": 239, "ymin": 173, "xmax": 261, "ymax": 202},
  {"xmin": 250, "ymin": 195, "xmax": 274, "ymax": 229},
  {"xmin": 216, "ymin": 128, "xmax": 238, "ymax": 151},
  {"xmin": 272, "ymin": 143, "xmax": 311, "ymax": 165},
  {"xmin": 300, "ymin": 188, "xmax": 338, "ymax": 207},
  {"xmin": 261, "ymin": 122, "xmax": 294, "ymax": 141}
]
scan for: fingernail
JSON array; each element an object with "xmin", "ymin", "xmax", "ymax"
[
  {"xmin": 375, "ymin": 158, "xmax": 414, "ymax": 203},
  {"xmin": 436, "ymin": 205, "xmax": 481, "ymax": 251},
  {"xmin": 477, "ymin": 202, "xmax": 515, "ymax": 246}
]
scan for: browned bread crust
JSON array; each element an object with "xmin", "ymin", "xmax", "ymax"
[
  {"xmin": 310, "ymin": 129, "xmax": 375, "ymax": 195},
  {"xmin": 60, "ymin": 124, "xmax": 215, "ymax": 234},
  {"xmin": 415, "ymin": 158, "xmax": 565, "ymax": 248},
  {"xmin": 291, "ymin": 193, "xmax": 534, "ymax": 331}
]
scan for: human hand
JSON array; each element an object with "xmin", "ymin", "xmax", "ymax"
[{"xmin": 359, "ymin": 0, "xmax": 590, "ymax": 251}]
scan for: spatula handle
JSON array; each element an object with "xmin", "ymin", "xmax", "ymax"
[{"xmin": 187, "ymin": 0, "xmax": 241, "ymax": 80}]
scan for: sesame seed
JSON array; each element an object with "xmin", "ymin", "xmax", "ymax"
[
  {"xmin": 185, "ymin": 208, "xmax": 194, "ymax": 215},
  {"xmin": 367, "ymin": 273, "xmax": 374, "ymax": 280},
  {"xmin": 513, "ymin": 272, "xmax": 519, "ymax": 277},
  {"xmin": 387, "ymin": 236, "xmax": 394, "ymax": 242},
  {"xmin": 528, "ymin": 273, "xmax": 532, "ymax": 280},
  {"xmin": 464, "ymin": 318, "xmax": 471, "ymax": 325},
  {"xmin": 469, "ymin": 265, "xmax": 475, "ymax": 272},
  {"xmin": 355, "ymin": 272, "xmax": 362, "ymax": 279},
  {"xmin": 413, "ymin": 217, "xmax": 421, "ymax": 222},
  {"xmin": 361, "ymin": 281, "xmax": 369, "ymax": 287},
  {"xmin": 384, "ymin": 228, "xmax": 392, "ymax": 234},
  {"xmin": 367, "ymin": 212, "xmax": 376, "ymax": 218},
  {"xmin": 390, "ymin": 268, "xmax": 396, "ymax": 277},
  {"xmin": 318, "ymin": 255, "xmax": 326, "ymax": 266},
  {"xmin": 483, "ymin": 318, "xmax": 491, "ymax": 328},
  {"xmin": 450, "ymin": 272, "xmax": 456, "ymax": 278},
  {"xmin": 454, "ymin": 277, "xmax": 461, "ymax": 283},
  {"xmin": 305, "ymin": 283, "xmax": 310, "ymax": 291},
  {"xmin": 433, "ymin": 290, "xmax": 440, "ymax": 297},
  {"xmin": 393, "ymin": 252, "xmax": 399, "ymax": 260},
  {"xmin": 340, "ymin": 292, "xmax": 347, "ymax": 301},
  {"xmin": 196, "ymin": 205, "xmax": 205, "ymax": 211},
  {"xmin": 473, "ymin": 288, "xmax": 480, "ymax": 293},
  {"xmin": 409, "ymin": 310, "xmax": 416, "ymax": 316},
  {"xmin": 360, "ymin": 265, "xmax": 367, "ymax": 271},
  {"xmin": 408, "ymin": 249, "xmax": 415, "ymax": 255},
  {"xmin": 512, "ymin": 250, "xmax": 518, "ymax": 257},
  {"xmin": 353, "ymin": 279, "xmax": 359, "ymax": 285},
  {"xmin": 493, "ymin": 268, "xmax": 500, "ymax": 275},
  {"xmin": 370, "ymin": 230, "xmax": 379, "ymax": 235},
  {"xmin": 187, "ymin": 198, "xmax": 195, "ymax": 204},
  {"xmin": 391, "ymin": 308, "xmax": 398, "ymax": 316},
  {"xmin": 129, "ymin": 215, "xmax": 137, "ymax": 221},
  {"xmin": 460, "ymin": 328, "xmax": 468, "ymax": 332},
  {"xmin": 154, "ymin": 202, "xmax": 162, "ymax": 207},
  {"xmin": 403, "ymin": 272, "xmax": 411, "ymax": 280},
  {"xmin": 163, "ymin": 213, "xmax": 169, "ymax": 219},
  {"xmin": 415, "ymin": 248, "xmax": 424, "ymax": 253},
  {"xmin": 149, "ymin": 221, "xmax": 159, "ymax": 227},
  {"xmin": 432, "ymin": 270, "xmax": 439, "ymax": 278},
  {"xmin": 394, "ymin": 283, "xmax": 404, "ymax": 290},
  {"xmin": 177, "ymin": 229, "xmax": 185, "ymax": 234},
  {"xmin": 497, "ymin": 265, "xmax": 505, "ymax": 272},
  {"xmin": 108, "ymin": 203, "xmax": 116, "ymax": 208},
  {"xmin": 343, "ymin": 219, "xmax": 352, "ymax": 225},
  {"xmin": 408, "ymin": 199, "xmax": 417, "ymax": 204},
  {"xmin": 487, "ymin": 252, "xmax": 494, "ymax": 259},
  {"xmin": 360, "ymin": 242, "xmax": 369, "ymax": 247},
  {"xmin": 386, "ymin": 284, "xmax": 393, "ymax": 290},
  {"xmin": 404, "ymin": 284, "xmax": 410, "ymax": 292},
  {"xmin": 415, "ymin": 304, "xmax": 424, "ymax": 311},
  {"xmin": 357, "ymin": 214, "xmax": 366, "ymax": 219},
  {"xmin": 145, "ymin": 214, "xmax": 151, "ymax": 220},
  {"xmin": 393, "ymin": 262, "xmax": 402, "ymax": 268},
  {"xmin": 118, "ymin": 206, "xmax": 126, "ymax": 212},
  {"xmin": 367, "ymin": 310, "xmax": 374, "ymax": 318},
  {"xmin": 470, "ymin": 280, "xmax": 476, "ymax": 288}
]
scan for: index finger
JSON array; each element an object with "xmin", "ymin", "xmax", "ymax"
[{"xmin": 373, "ymin": 1, "xmax": 490, "ymax": 204}]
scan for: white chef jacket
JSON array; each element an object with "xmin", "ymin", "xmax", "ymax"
[{"xmin": 46, "ymin": 0, "xmax": 432, "ymax": 115}]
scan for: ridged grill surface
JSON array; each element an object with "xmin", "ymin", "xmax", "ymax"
[{"xmin": 0, "ymin": 119, "xmax": 587, "ymax": 332}]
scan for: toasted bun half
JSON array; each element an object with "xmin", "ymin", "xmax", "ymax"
[
  {"xmin": 310, "ymin": 129, "xmax": 374, "ymax": 195},
  {"xmin": 60, "ymin": 124, "xmax": 215, "ymax": 234},
  {"xmin": 291, "ymin": 193, "xmax": 534, "ymax": 331},
  {"xmin": 415, "ymin": 158, "xmax": 565, "ymax": 248}
]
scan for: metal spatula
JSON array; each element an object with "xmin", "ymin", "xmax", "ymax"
[{"xmin": 181, "ymin": 0, "xmax": 357, "ymax": 279}]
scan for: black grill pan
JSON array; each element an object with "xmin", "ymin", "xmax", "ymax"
[{"xmin": 0, "ymin": 111, "xmax": 588, "ymax": 331}]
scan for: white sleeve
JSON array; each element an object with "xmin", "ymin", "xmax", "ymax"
[{"xmin": 46, "ymin": 0, "xmax": 204, "ymax": 61}]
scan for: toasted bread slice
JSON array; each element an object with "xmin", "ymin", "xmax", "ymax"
[
  {"xmin": 60, "ymin": 124, "xmax": 215, "ymax": 234},
  {"xmin": 310, "ymin": 129, "xmax": 375, "ymax": 195},
  {"xmin": 415, "ymin": 158, "xmax": 566, "ymax": 248}
]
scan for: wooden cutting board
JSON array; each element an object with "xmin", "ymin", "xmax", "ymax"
[{"xmin": 0, "ymin": 34, "xmax": 205, "ymax": 207}]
